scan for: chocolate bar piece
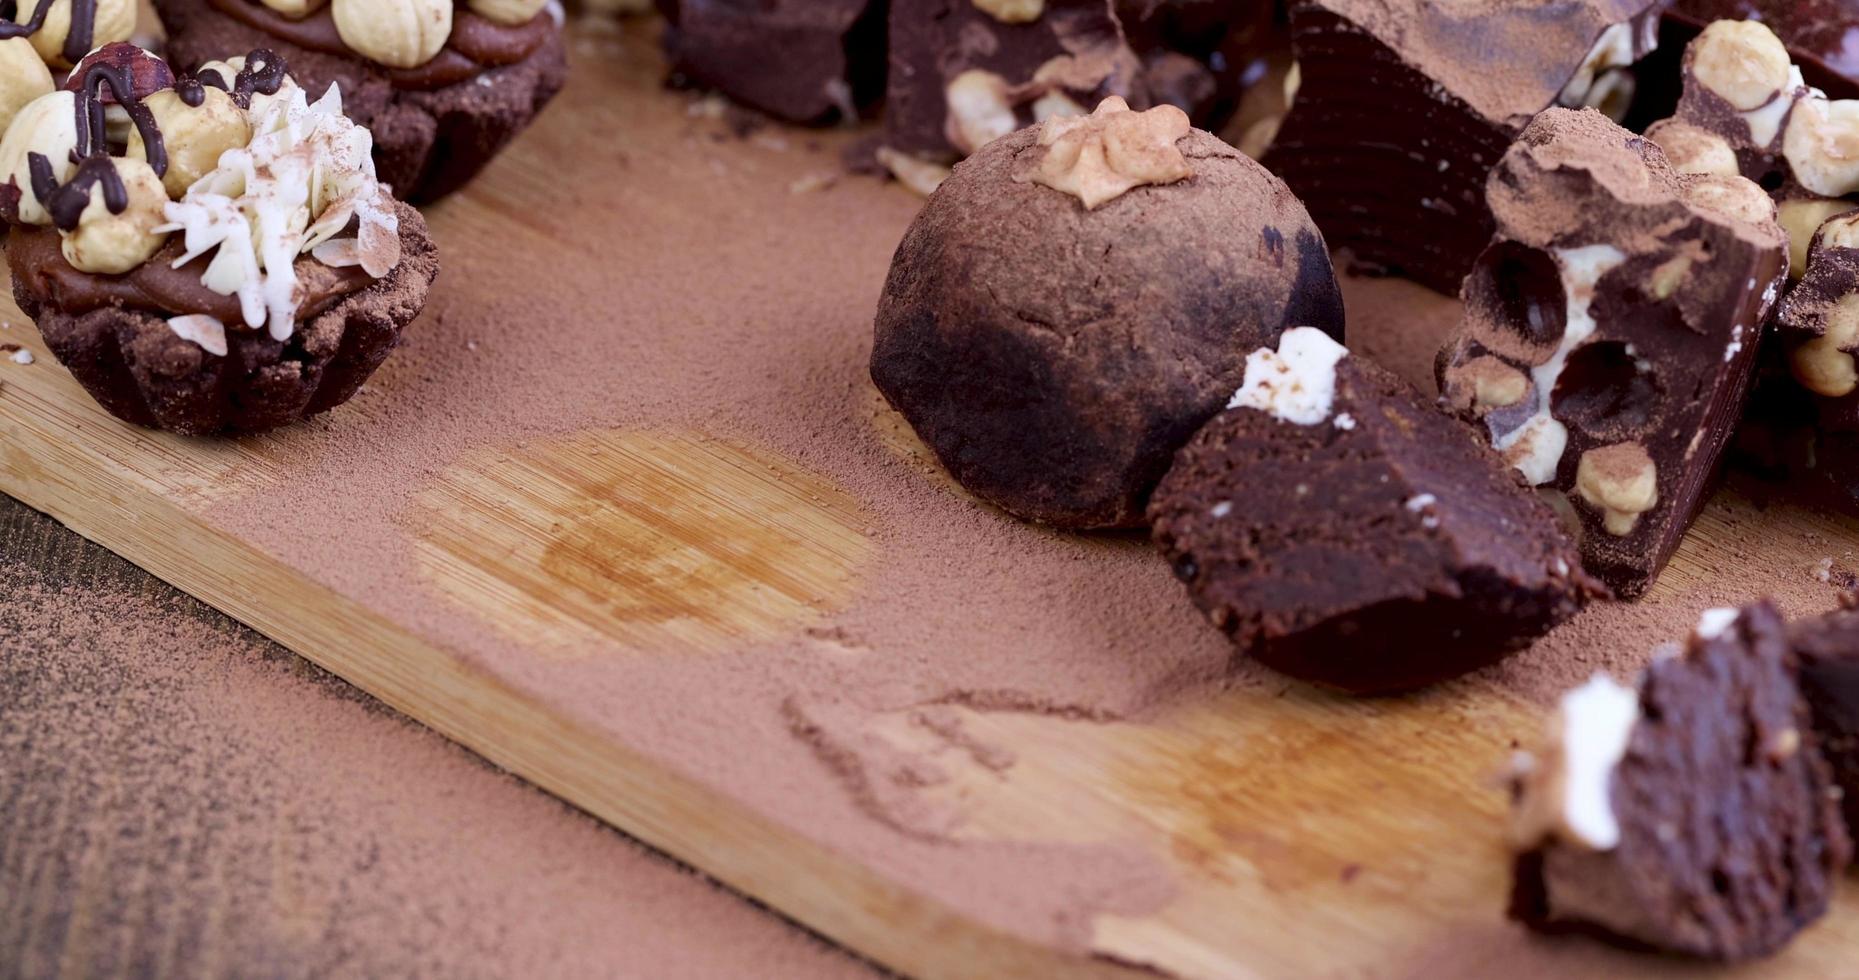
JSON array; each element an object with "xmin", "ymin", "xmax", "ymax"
[
  {"xmin": 660, "ymin": 0, "xmax": 887, "ymax": 124},
  {"xmin": 1264, "ymin": 0, "xmax": 1664, "ymax": 295},
  {"xmin": 884, "ymin": 0, "xmax": 1149, "ymax": 162},
  {"xmin": 1150, "ymin": 329, "xmax": 1599, "ymax": 695},
  {"xmin": 1437, "ymin": 108, "xmax": 1786, "ymax": 598},
  {"xmin": 1510, "ymin": 604, "xmax": 1850, "ymax": 961},
  {"xmin": 1117, "ymin": 0, "xmax": 1281, "ymax": 130}
]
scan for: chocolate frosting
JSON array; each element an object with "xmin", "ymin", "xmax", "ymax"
[
  {"xmin": 8, "ymin": 225, "xmax": 372, "ymax": 324},
  {"xmin": 205, "ymin": 0, "xmax": 554, "ymax": 90}
]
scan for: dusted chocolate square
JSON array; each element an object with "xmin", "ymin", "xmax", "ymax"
[
  {"xmin": 1264, "ymin": 0, "xmax": 1664, "ymax": 295},
  {"xmin": 660, "ymin": 0, "xmax": 888, "ymax": 124},
  {"xmin": 1437, "ymin": 108, "xmax": 1785, "ymax": 598}
]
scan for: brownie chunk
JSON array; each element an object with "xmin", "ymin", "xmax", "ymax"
[
  {"xmin": 660, "ymin": 0, "xmax": 887, "ymax": 124},
  {"xmin": 1149, "ymin": 329, "xmax": 1598, "ymax": 695},
  {"xmin": 1790, "ymin": 606, "xmax": 1859, "ymax": 835},
  {"xmin": 1262, "ymin": 0, "xmax": 1665, "ymax": 294},
  {"xmin": 884, "ymin": 0, "xmax": 1150, "ymax": 163},
  {"xmin": 1510, "ymin": 603, "xmax": 1850, "ymax": 961},
  {"xmin": 1437, "ymin": 108, "xmax": 1786, "ymax": 598},
  {"xmin": 872, "ymin": 99, "xmax": 1343, "ymax": 529}
]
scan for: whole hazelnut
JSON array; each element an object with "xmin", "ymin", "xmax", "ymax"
[
  {"xmin": 0, "ymin": 90, "xmax": 79, "ymax": 225},
  {"xmin": 1779, "ymin": 198, "xmax": 1857, "ymax": 278},
  {"xmin": 1784, "ymin": 96, "xmax": 1859, "ymax": 199},
  {"xmin": 1689, "ymin": 20, "xmax": 1792, "ymax": 113},
  {"xmin": 1790, "ymin": 294, "xmax": 1859, "ymax": 399},
  {"xmin": 970, "ymin": 0, "xmax": 1043, "ymax": 24},
  {"xmin": 0, "ymin": 37, "xmax": 53, "ymax": 139},
  {"xmin": 1574, "ymin": 443, "xmax": 1658, "ymax": 537},
  {"xmin": 1682, "ymin": 173, "xmax": 1777, "ymax": 227},
  {"xmin": 943, "ymin": 69, "xmax": 1017, "ymax": 157},
  {"xmin": 59, "ymin": 157, "xmax": 171, "ymax": 275},
  {"xmin": 127, "ymin": 87, "xmax": 253, "ymax": 199},
  {"xmin": 63, "ymin": 42, "xmax": 175, "ymax": 103},
  {"xmin": 1645, "ymin": 119, "xmax": 1738, "ymax": 178},
  {"xmin": 467, "ymin": 0, "xmax": 548, "ymax": 26},
  {"xmin": 256, "ymin": 0, "xmax": 330, "ymax": 16},
  {"xmin": 13, "ymin": 0, "xmax": 137, "ymax": 69},
  {"xmin": 331, "ymin": 0, "xmax": 454, "ymax": 69}
]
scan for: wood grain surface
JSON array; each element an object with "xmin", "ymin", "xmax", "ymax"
[{"xmin": 9, "ymin": 14, "xmax": 1859, "ymax": 980}]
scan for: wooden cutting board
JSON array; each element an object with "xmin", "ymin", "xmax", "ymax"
[{"xmin": 7, "ymin": 18, "xmax": 1859, "ymax": 980}]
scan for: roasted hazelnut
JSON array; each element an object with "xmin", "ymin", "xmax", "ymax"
[
  {"xmin": 1689, "ymin": 20, "xmax": 1792, "ymax": 112},
  {"xmin": 63, "ymin": 43, "xmax": 175, "ymax": 103},
  {"xmin": 0, "ymin": 90, "xmax": 79, "ymax": 225},
  {"xmin": 943, "ymin": 69, "xmax": 1017, "ymax": 156},
  {"xmin": 256, "ymin": 0, "xmax": 329, "ymax": 15},
  {"xmin": 971, "ymin": 0, "xmax": 1042, "ymax": 23},
  {"xmin": 1574, "ymin": 443, "xmax": 1658, "ymax": 537},
  {"xmin": 467, "ymin": 0, "xmax": 547, "ymax": 25},
  {"xmin": 60, "ymin": 157, "xmax": 170, "ymax": 275},
  {"xmin": 1646, "ymin": 119, "xmax": 1738, "ymax": 177},
  {"xmin": 1780, "ymin": 198, "xmax": 1857, "ymax": 278},
  {"xmin": 12, "ymin": 0, "xmax": 135, "ymax": 69},
  {"xmin": 1790, "ymin": 294, "xmax": 1859, "ymax": 398},
  {"xmin": 127, "ymin": 87, "xmax": 253, "ymax": 199},
  {"xmin": 331, "ymin": 0, "xmax": 453, "ymax": 69},
  {"xmin": 1784, "ymin": 95, "xmax": 1859, "ymax": 199},
  {"xmin": 0, "ymin": 37, "xmax": 53, "ymax": 139},
  {"xmin": 1683, "ymin": 173, "xmax": 1778, "ymax": 227}
]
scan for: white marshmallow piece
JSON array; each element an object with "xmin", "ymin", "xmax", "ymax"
[{"xmin": 1228, "ymin": 327, "xmax": 1349, "ymax": 425}]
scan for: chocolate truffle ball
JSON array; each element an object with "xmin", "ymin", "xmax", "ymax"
[
  {"xmin": 1510, "ymin": 604, "xmax": 1850, "ymax": 961},
  {"xmin": 872, "ymin": 98, "xmax": 1344, "ymax": 529},
  {"xmin": 1151, "ymin": 329, "xmax": 1599, "ymax": 695}
]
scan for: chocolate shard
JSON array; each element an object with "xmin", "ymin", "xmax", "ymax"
[
  {"xmin": 659, "ymin": 0, "xmax": 887, "ymax": 124},
  {"xmin": 1437, "ymin": 107, "xmax": 1786, "ymax": 598},
  {"xmin": 871, "ymin": 107, "xmax": 1343, "ymax": 529},
  {"xmin": 1790, "ymin": 605, "xmax": 1859, "ymax": 836},
  {"xmin": 1116, "ymin": 0, "xmax": 1283, "ymax": 131},
  {"xmin": 1509, "ymin": 603, "xmax": 1851, "ymax": 961},
  {"xmin": 883, "ymin": 0, "xmax": 1151, "ymax": 163},
  {"xmin": 1149, "ymin": 329, "xmax": 1600, "ymax": 696},
  {"xmin": 1263, "ymin": 0, "xmax": 1664, "ymax": 295}
]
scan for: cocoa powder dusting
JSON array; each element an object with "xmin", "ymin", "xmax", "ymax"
[{"xmin": 0, "ymin": 549, "xmax": 871, "ymax": 978}]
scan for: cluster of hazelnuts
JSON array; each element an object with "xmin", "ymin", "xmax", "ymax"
[{"xmin": 235, "ymin": 0, "xmax": 550, "ymax": 67}]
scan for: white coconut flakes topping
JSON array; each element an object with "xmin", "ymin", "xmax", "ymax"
[{"xmin": 156, "ymin": 79, "xmax": 400, "ymax": 342}]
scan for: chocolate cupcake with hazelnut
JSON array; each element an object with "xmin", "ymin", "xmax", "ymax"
[
  {"xmin": 1, "ymin": 45, "xmax": 439, "ymax": 434},
  {"xmin": 154, "ymin": 0, "xmax": 567, "ymax": 202}
]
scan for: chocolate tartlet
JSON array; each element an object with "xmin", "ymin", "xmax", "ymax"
[
  {"xmin": 872, "ymin": 97, "xmax": 1343, "ymax": 529},
  {"xmin": 1150, "ymin": 329, "xmax": 1600, "ymax": 695},
  {"xmin": 155, "ymin": 0, "xmax": 568, "ymax": 203},
  {"xmin": 1509, "ymin": 604, "xmax": 1851, "ymax": 961},
  {"xmin": 659, "ymin": 0, "xmax": 886, "ymax": 125},
  {"xmin": 1, "ymin": 46, "xmax": 439, "ymax": 435},
  {"xmin": 1263, "ymin": 0, "xmax": 1665, "ymax": 295},
  {"xmin": 1437, "ymin": 107, "xmax": 1786, "ymax": 599}
]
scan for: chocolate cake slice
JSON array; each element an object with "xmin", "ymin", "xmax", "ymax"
[
  {"xmin": 1262, "ymin": 0, "xmax": 1665, "ymax": 295},
  {"xmin": 659, "ymin": 0, "xmax": 887, "ymax": 124},
  {"xmin": 1510, "ymin": 603, "xmax": 1850, "ymax": 960},
  {"xmin": 1437, "ymin": 107, "xmax": 1786, "ymax": 598},
  {"xmin": 1149, "ymin": 329, "xmax": 1599, "ymax": 695},
  {"xmin": 155, "ymin": 0, "xmax": 568, "ymax": 202}
]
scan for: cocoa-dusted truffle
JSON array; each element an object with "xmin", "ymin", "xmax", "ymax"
[
  {"xmin": 2, "ymin": 47, "xmax": 439, "ymax": 435},
  {"xmin": 872, "ymin": 97, "xmax": 1344, "ymax": 529},
  {"xmin": 1509, "ymin": 604, "xmax": 1850, "ymax": 961},
  {"xmin": 1264, "ymin": 0, "xmax": 1665, "ymax": 294},
  {"xmin": 1437, "ymin": 107, "xmax": 1786, "ymax": 598},
  {"xmin": 659, "ymin": 0, "xmax": 886, "ymax": 125},
  {"xmin": 1150, "ymin": 329, "xmax": 1599, "ymax": 695},
  {"xmin": 154, "ymin": 0, "xmax": 567, "ymax": 203}
]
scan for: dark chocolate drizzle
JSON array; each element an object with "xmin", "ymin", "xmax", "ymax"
[
  {"xmin": 175, "ymin": 49, "xmax": 285, "ymax": 110},
  {"xmin": 0, "ymin": 0, "xmax": 100, "ymax": 65},
  {"xmin": 30, "ymin": 152, "xmax": 122, "ymax": 229}
]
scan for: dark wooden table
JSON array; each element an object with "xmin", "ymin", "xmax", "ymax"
[{"xmin": 0, "ymin": 495, "xmax": 875, "ymax": 978}]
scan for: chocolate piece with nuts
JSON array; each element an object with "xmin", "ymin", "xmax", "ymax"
[
  {"xmin": 1670, "ymin": 1, "xmax": 1859, "ymax": 101},
  {"xmin": 659, "ymin": 0, "xmax": 887, "ymax": 124},
  {"xmin": 1510, "ymin": 603, "xmax": 1850, "ymax": 961},
  {"xmin": 1263, "ymin": 0, "xmax": 1665, "ymax": 295},
  {"xmin": 883, "ymin": 0, "xmax": 1150, "ymax": 163},
  {"xmin": 1149, "ymin": 329, "xmax": 1600, "ymax": 696},
  {"xmin": 872, "ymin": 99, "xmax": 1343, "ymax": 528},
  {"xmin": 1437, "ymin": 108, "xmax": 1786, "ymax": 598}
]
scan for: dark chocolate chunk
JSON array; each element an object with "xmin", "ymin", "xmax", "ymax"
[
  {"xmin": 154, "ymin": 0, "xmax": 568, "ymax": 202},
  {"xmin": 1791, "ymin": 606, "xmax": 1859, "ymax": 835},
  {"xmin": 872, "ymin": 101, "xmax": 1343, "ymax": 529},
  {"xmin": 1509, "ymin": 603, "xmax": 1850, "ymax": 961},
  {"xmin": 1437, "ymin": 107, "xmax": 1786, "ymax": 598},
  {"xmin": 1149, "ymin": 330, "xmax": 1598, "ymax": 695},
  {"xmin": 1263, "ymin": 0, "xmax": 1664, "ymax": 295},
  {"xmin": 1117, "ymin": 0, "xmax": 1281, "ymax": 130},
  {"xmin": 659, "ymin": 0, "xmax": 887, "ymax": 124},
  {"xmin": 883, "ymin": 0, "xmax": 1149, "ymax": 163}
]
